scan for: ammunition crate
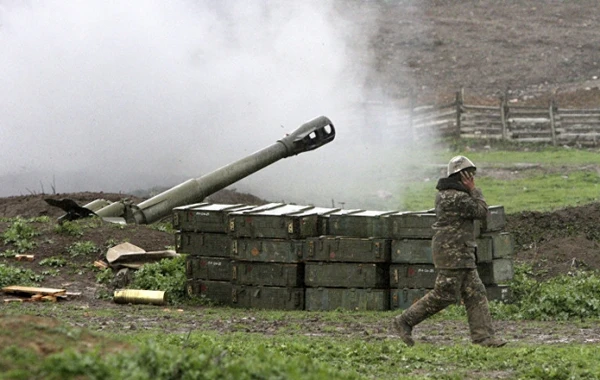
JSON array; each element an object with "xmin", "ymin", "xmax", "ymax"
[
  {"xmin": 176, "ymin": 232, "xmax": 231, "ymax": 257},
  {"xmin": 486, "ymin": 285, "xmax": 512, "ymax": 303},
  {"xmin": 477, "ymin": 259, "xmax": 514, "ymax": 285},
  {"xmin": 482, "ymin": 205, "xmax": 506, "ymax": 233},
  {"xmin": 478, "ymin": 232, "xmax": 514, "ymax": 259},
  {"xmin": 390, "ymin": 288, "xmax": 429, "ymax": 310},
  {"xmin": 173, "ymin": 203, "xmax": 255, "ymax": 233},
  {"xmin": 232, "ymin": 285, "xmax": 304, "ymax": 310},
  {"xmin": 231, "ymin": 238, "xmax": 305, "ymax": 262},
  {"xmin": 327, "ymin": 210, "xmax": 395, "ymax": 238},
  {"xmin": 228, "ymin": 204, "xmax": 336, "ymax": 239},
  {"xmin": 186, "ymin": 256, "xmax": 232, "ymax": 281},
  {"xmin": 197, "ymin": 280, "xmax": 233, "ymax": 305},
  {"xmin": 390, "ymin": 264, "xmax": 437, "ymax": 289},
  {"xmin": 305, "ymin": 236, "xmax": 391, "ymax": 263},
  {"xmin": 232, "ymin": 262, "xmax": 304, "ymax": 287},
  {"xmin": 305, "ymin": 288, "xmax": 390, "ymax": 311},
  {"xmin": 305, "ymin": 262, "xmax": 389, "ymax": 288},
  {"xmin": 391, "ymin": 239, "xmax": 432, "ymax": 264},
  {"xmin": 387, "ymin": 212, "xmax": 436, "ymax": 239},
  {"xmin": 387, "ymin": 212, "xmax": 481, "ymax": 239}
]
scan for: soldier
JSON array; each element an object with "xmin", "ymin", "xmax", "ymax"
[{"xmin": 392, "ymin": 155, "xmax": 506, "ymax": 348}]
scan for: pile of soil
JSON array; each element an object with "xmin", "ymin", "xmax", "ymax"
[{"xmin": 507, "ymin": 203, "xmax": 600, "ymax": 280}]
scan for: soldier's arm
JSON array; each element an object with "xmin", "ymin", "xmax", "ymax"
[{"xmin": 456, "ymin": 189, "xmax": 488, "ymax": 220}]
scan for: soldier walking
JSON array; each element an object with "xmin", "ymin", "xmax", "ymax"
[{"xmin": 392, "ymin": 155, "xmax": 506, "ymax": 348}]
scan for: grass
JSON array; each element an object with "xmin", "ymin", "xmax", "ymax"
[
  {"xmin": 398, "ymin": 170, "xmax": 600, "ymax": 213},
  {"xmin": 1, "ymin": 314, "xmax": 599, "ymax": 380}
]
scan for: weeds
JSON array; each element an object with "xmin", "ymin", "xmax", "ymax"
[
  {"xmin": 39, "ymin": 257, "xmax": 67, "ymax": 267},
  {"xmin": 1, "ymin": 217, "xmax": 39, "ymax": 253},
  {"xmin": 66, "ymin": 241, "xmax": 99, "ymax": 258},
  {"xmin": 0, "ymin": 263, "xmax": 44, "ymax": 287},
  {"xmin": 54, "ymin": 221, "xmax": 84, "ymax": 237}
]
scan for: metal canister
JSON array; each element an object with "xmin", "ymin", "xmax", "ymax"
[{"xmin": 113, "ymin": 289, "xmax": 167, "ymax": 306}]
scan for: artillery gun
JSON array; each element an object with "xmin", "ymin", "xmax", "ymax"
[{"xmin": 46, "ymin": 116, "xmax": 335, "ymax": 224}]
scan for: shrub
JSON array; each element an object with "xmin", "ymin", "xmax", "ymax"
[{"xmin": 130, "ymin": 255, "xmax": 187, "ymax": 304}]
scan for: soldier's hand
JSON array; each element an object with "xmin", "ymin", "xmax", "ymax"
[{"xmin": 460, "ymin": 171, "xmax": 475, "ymax": 191}]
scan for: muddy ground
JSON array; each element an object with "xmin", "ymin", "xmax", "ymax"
[{"xmin": 3, "ymin": 0, "xmax": 600, "ymax": 349}]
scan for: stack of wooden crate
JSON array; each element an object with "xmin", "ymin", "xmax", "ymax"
[{"xmin": 175, "ymin": 203, "xmax": 514, "ymax": 311}]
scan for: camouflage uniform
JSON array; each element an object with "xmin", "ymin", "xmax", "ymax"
[{"xmin": 393, "ymin": 174, "xmax": 499, "ymax": 345}]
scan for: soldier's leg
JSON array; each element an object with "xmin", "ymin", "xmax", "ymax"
[
  {"xmin": 460, "ymin": 269, "xmax": 500, "ymax": 345},
  {"xmin": 393, "ymin": 270, "xmax": 461, "ymax": 345}
]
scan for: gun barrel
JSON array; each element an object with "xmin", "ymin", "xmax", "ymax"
[{"xmin": 95, "ymin": 116, "xmax": 335, "ymax": 224}]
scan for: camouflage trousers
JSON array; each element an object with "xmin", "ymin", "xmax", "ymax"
[{"xmin": 398, "ymin": 268, "xmax": 494, "ymax": 343}]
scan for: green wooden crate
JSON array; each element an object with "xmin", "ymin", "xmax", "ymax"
[
  {"xmin": 387, "ymin": 212, "xmax": 436, "ymax": 239},
  {"xmin": 391, "ymin": 239, "xmax": 432, "ymax": 264},
  {"xmin": 305, "ymin": 288, "xmax": 390, "ymax": 311},
  {"xmin": 305, "ymin": 262, "xmax": 389, "ymax": 288},
  {"xmin": 176, "ymin": 232, "xmax": 231, "ymax": 257},
  {"xmin": 194, "ymin": 280, "xmax": 233, "ymax": 305},
  {"xmin": 477, "ymin": 259, "xmax": 514, "ymax": 285},
  {"xmin": 486, "ymin": 285, "xmax": 512, "ymax": 303},
  {"xmin": 390, "ymin": 288, "xmax": 429, "ymax": 310},
  {"xmin": 186, "ymin": 256, "xmax": 232, "ymax": 281},
  {"xmin": 328, "ymin": 209, "xmax": 395, "ymax": 238},
  {"xmin": 482, "ymin": 205, "xmax": 506, "ymax": 233},
  {"xmin": 387, "ymin": 212, "xmax": 481, "ymax": 239},
  {"xmin": 474, "ymin": 238, "xmax": 493, "ymax": 263},
  {"xmin": 478, "ymin": 232, "xmax": 514, "ymax": 259},
  {"xmin": 231, "ymin": 238, "xmax": 305, "ymax": 262},
  {"xmin": 173, "ymin": 203, "xmax": 255, "ymax": 233},
  {"xmin": 232, "ymin": 285, "xmax": 304, "ymax": 310},
  {"xmin": 232, "ymin": 262, "xmax": 304, "ymax": 287},
  {"xmin": 305, "ymin": 236, "xmax": 391, "ymax": 263},
  {"xmin": 229, "ymin": 204, "xmax": 337, "ymax": 239},
  {"xmin": 390, "ymin": 264, "xmax": 437, "ymax": 289}
]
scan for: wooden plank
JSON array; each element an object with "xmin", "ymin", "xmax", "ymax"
[
  {"xmin": 15, "ymin": 255, "xmax": 34, "ymax": 262},
  {"xmin": 462, "ymin": 104, "xmax": 499, "ymax": 111},
  {"xmin": 2, "ymin": 286, "xmax": 66, "ymax": 296},
  {"xmin": 412, "ymin": 109, "xmax": 456, "ymax": 123},
  {"xmin": 558, "ymin": 109, "xmax": 600, "ymax": 114},
  {"xmin": 460, "ymin": 133, "xmax": 504, "ymax": 139},
  {"xmin": 413, "ymin": 118, "xmax": 453, "ymax": 129},
  {"xmin": 512, "ymin": 137, "xmax": 553, "ymax": 143}
]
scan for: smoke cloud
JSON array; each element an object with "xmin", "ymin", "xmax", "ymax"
[{"xmin": 0, "ymin": 0, "xmax": 434, "ymax": 210}]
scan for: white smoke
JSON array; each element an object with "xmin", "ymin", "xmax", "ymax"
[{"xmin": 0, "ymin": 0, "xmax": 434, "ymax": 210}]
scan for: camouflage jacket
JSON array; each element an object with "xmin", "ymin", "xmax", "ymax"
[{"xmin": 431, "ymin": 177, "xmax": 488, "ymax": 269}]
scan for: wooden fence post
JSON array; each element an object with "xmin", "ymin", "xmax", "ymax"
[
  {"xmin": 500, "ymin": 96, "xmax": 508, "ymax": 140},
  {"xmin": 549, "ymin": 98, "xmax": 557, "ymax": 146}
]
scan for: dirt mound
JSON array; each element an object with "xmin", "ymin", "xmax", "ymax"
[
  {"xmin": 506, "ymin": 202, "xmax": 600, "ymax": 280},
  {"xmin": 0, "ymin": 189, "xmax": 268, "ymax": 220}
]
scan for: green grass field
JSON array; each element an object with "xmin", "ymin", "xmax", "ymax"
[{"xmin": 397, "ymin": 147, "xmax": 600, "ymax": 213}]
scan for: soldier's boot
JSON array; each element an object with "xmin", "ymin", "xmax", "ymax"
[
  {"xmin": 474, "ymin": 337, "xmax": 507, "ymax": 348},
  {"xmin": 392, "ymin": 293, "xmax": 448, "ymax": 346},
  {"xmin": 464, "ymin": 290, "xmax": 506, "ymax": 347},
  {"xmin": 391, "ymin": 315, "xmax": 414, "ymax": 347}
]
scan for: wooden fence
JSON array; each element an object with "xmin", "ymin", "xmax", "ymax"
[{"xmin": 366, "ymin": 92, "xmax": 600, "ymax": 146}]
